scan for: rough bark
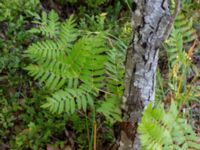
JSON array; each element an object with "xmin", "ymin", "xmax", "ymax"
[{"xmin": 117, "ymin": 0, "xmax": 180, "ymax": 149}]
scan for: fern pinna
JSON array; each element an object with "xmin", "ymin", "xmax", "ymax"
[
  {"xmin": 25, "ymin": 10, "xmax": 123, "ymax": 123},
  {"xmin": 138, "ymin": 102, "xmax": 200, "ymax": 150}
]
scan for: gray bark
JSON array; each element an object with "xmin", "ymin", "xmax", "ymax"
[{"xmin": 117, "ymin": 0, "xmax": 180, "ymax": 149}]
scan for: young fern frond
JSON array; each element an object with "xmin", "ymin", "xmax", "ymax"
[
  {"xmin": 30, "ymin": 10, "xmax": 60, "ymax": 38},
  {"xmin": 26, "ymin": 11, "xmax": 122, "ymax": 118},
  {"xmin": 139, "ymin": 102, "xmax": 200, "ymax": 150}
]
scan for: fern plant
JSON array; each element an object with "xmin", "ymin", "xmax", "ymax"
[
  {"xmin": 25, "ymin": 10, "xmax": 123, "ymax": 123},
  {"xmin": 165, "ymin": 11, "xmax": 197, "ymax": 66},
  {"xmin": 138, "ymin": 102, "xmax": 200, "ymax": 150},
  {"xmin": 164, "ymin": 9, "xmax": 198, "ymax": 92}
]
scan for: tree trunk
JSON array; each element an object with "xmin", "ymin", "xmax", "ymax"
[{"xmin": 117, "ymin": 0, "xmax": 180, "ymax": 149}]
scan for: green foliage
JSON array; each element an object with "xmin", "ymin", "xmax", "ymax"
[
  {"xmin": 155, "ymin": 69, "xmax": 165, "ymax": 102},
  {"xmin": 97, "ymin": 96, "xmax": 121, "ymax": 123},
  {"xmin": 165, "ymin": 12, "xmax": 197, "ymax": 67},
  {"xmin": 97, "ymin": 36, "xmax": 126, "ymax": 123},
  {"xmin": 0, "ymin": 0, "xmax": 130, "ymax": 148},
  {"xmin": 85, "ymin": 0, "xmax": 107, "ymax": 8},
  {"xmin": 174, "ymin": 12, "xmax": 197, "ymax": 43},
  {"xmin": 42, "ymin": 87, "xmax": 94, "ymax": 114},
  {"xmin": 0, "ymin": 0, "xmax": 39, "ymax": 21},
  {"xmin": 64, "ymin": 0, "xmax": 107, "ymax": 8},
  {"xmin": 0, "ymin": 98, "xmax": 15, "ymax": 131},
  {"xmin": 30, "ymin": 10, "xmax": 60, "ymax": 38},
  {"xmin": 181, "ymin": 0, "xmax": 200, "ymax": 13},
  {"xmin": 0, "ymin": 3, "xmax": 70, "ymax": 149},
  {"xmin": 79, "ymin": 14, "xmax": 108, "ymax": 32},
  {"xmin": 1, "ymin": 0, "xmax": 199, "ymax": 149},
  {"xmin": 165, "ymin": 29, "xmax": 185, "ymax": 66},
  {"xmin": 164, "ymin": 10, "xmax": 198, "ymax": 94},
  {"xmin": 25, "ymin": 10, "xmax": 123, "ymax": 124},
  {"xmin": 0, "ymin": 89, "xmax": 70, "ymax": 149},
  {"xmin": 139, "ymin": 102, "xmax": 200, "ymax": 150}
]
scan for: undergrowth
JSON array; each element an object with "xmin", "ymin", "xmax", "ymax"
[{"xmin": 0, "ymin": 0, "xmax": 199, "ymax": 150}]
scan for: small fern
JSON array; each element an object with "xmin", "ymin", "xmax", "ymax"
[
  {"xmin": 138, "ymin": 102, "xmax": 200, "ymax": 150},
  {"xmin": 165, "ymin": 11, "xmax": 197, "ymax": 67},
  {"xmin": 25, "ymin": 10, "xmax": 123, "ymax": 123},
  {"xmin": 26, "ymin": 10, "xmax": 106, "ymax": 113},
  {"xmin": 164, "ymin": 9, "xmax": 199, "ymax": 95}
]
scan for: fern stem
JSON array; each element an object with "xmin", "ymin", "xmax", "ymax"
[
  {"xmin": 85, "ymin": 113, "xmax": 90, "ymax": 150},
  {"xmin": 93, "ymin": 121, "xmax": 97, "ymax": 150},
  {"xmin": 89, "ymin": 108, "xmax": 96, "ymax": 150}
]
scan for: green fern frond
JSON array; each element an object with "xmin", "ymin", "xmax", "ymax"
[
  {"xmin": 105, "ymin": 39, "xmax": 126, "ymax": 96},
  {"xmin": 165, "ymin": 10, "xmax": 197, "ymax": 67},
  {"xmin": 42, "ymin": 86, "xmax": 94, "ymax": 114},
  {"xmin": 76, "ymin": 35, "xmax": 108, "ymax": 92},
  {"xmin": 58, "ymin": 16, "xmax": 79, "ymax": 49},
  {"xmin": 25, "ymin": 64, "xmax": 67, "ymax": 90},
  {"xmin": 30, "ymin": 10, "xmax": 60, "ymax": 38},
  {"xmin": 165, "ymin": 29, "xmax": 184, "ymax": 66},
  {"xmin": 25, "ymin": 39, "xmax": 71, "ymax": 90},
  {"xmin": 97, "ymin": 96, "xmax": 122, "ymax": 124},
  {"xmin": 139, "ymin": 102, "xmax": 200, "ymax": 150},
  {"xmin": 96, "ymin": 37, "xmax": 126, "ymax": 123},
  {"xmin": 25, "ymin": 40, "xmax": 66, "ymax": 61}
]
